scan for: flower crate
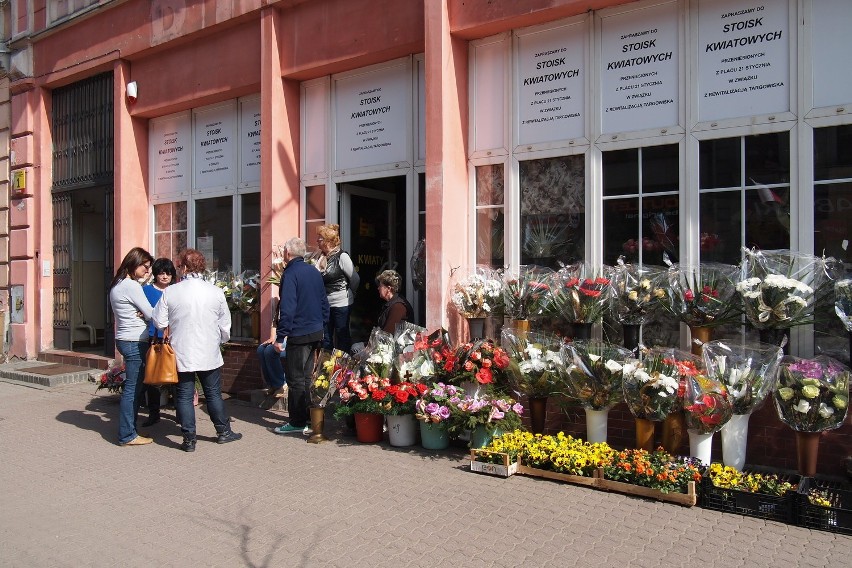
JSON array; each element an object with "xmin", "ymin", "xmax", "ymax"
[
  {"xmin": 796, "ymin": 477, "xmax": 852, "ymax": 535},
  {"xmin": 701, "ymin": 468, "xmax": 799, "ymax": 523},
  {"xmin": 516, "ymin": 460, "xmax": 600, "ymax": 488},
  {"xmin": 597, "ymin": 476, "xmax": 699, "ymax": 507},
  {"xmin": 469, "ymin": 449, "xmax": 518, "ymax": 478}
]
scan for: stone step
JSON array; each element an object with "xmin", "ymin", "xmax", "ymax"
[{"xmin": 0, "ymin": 360, "xmax": 101, "ymax": 387}]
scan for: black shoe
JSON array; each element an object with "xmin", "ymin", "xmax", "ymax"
[
  {"xmin": 217, "ymin": 430, "xmax": 243, "ymax": 444},
  {"xmin": 142, "ymin": 414, "xmax": 160, "ymax": 428},
  {"xmin": 181, "ymin": 435, "xmax": 196, "ymax": 452}
]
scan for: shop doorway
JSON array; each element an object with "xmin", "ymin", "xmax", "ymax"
[{"xmin": 339, "ymin": 176, "xmax": 406, "ymax": 344}]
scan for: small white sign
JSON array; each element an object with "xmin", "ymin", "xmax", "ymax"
[
  {"xmin": 194, "ymin": 103, "xmax": 237, "ymax": 190},
  {"xmin": 150, "ymin": 111, "xmax": 191, "ymax": 197},
  {"xmin": 697, "ymin": 0, "xmax": 789, "ymax": 122},
  {"xmin": 240, "ymin": 98, "xmax": 261, "ymax": 185}
]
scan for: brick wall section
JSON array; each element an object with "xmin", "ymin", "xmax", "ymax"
[
  {"xmin": 525, "ymin": 396, "xmax": 852, "ymax": 479},
  {"xmin": 220, "ymin": 342, "xmax": 265, "ymax": 394}
]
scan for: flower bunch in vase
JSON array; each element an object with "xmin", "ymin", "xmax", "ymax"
[
  {"xmin": 415, "ymin": 382, "xmax": 464, "ymax": 424},
  {"xmin": 265, "ymin": 243, "xmax": 288, "ymax": 286},
  {"xmin": 560, "ymin": 340, "xmax": 632, "ymax": 411},
  {"xmin": 95, "ymin": 364, "xmax": 126, "ymax": 394},
  {"xmin": 378, "ymin": 382, "xmax": 428, "ymax": 415},
  {"xmin": 311, "ymin": 348, "xmax": 349, "ymax": 408},
  {"xmin": 702, "ymin": 340, "xmax": 782, "ymax": 416},
  {"xmin": 774, "ymin": 355, "xmax": 850, "ymax": 432},
  {"xmin": 683, "ymin": 373, "xmax": 732, "ymax": 435},
  {"xmin": 424, "ymin": 328, "xmax": 461, "ymax": 383},
  {"xmin": 216, "ymin": 270, "xmax": 260, "ymax": 314},
  {"xmin": 737, "ymin": 248, "xmax": 839, "ymax": 332},
  {"xmin": 449, "ymin": 266, "xmax": 505, "ymax": 319},
  {"xmin": 622, "ymin": 348, "xmax": 700, "ymax": 421},
  {"xmin": 500, "ymin": 329, "xmax": 563, "ymax": 399},
  {"xmin": 394, "ymin": 329, "xmax": 435, "ymax": 383},
  {"xmin": 363, "ymin": 327, "xmax": 395, "ymax": 380},
  {"xmin": 610, "ymin": 260, "xmax": 667, "ymax": 326},
  {"xmin": 661, "ymin": 262, "xmax": 742, "ymax": 328},
  {"xmin": 452, "ymin": 394, "xmax": 524, "ymax": 444},
  {"xmin": 546, "ymin": 263, "xmax": 613, "ymax": 325},
  {"xmin": 333, "ymin": 370, "xmax": 392, "ymax": 419},
  {"xmin": 453, "ymin": 339, "xmax": 512, "ymax": 391},
  {"xmin": 503, "ymin": 265, "xmax": 554, "ymax": 321}
]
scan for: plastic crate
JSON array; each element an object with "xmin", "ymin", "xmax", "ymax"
[
  {"xmin": 796, "ymin": 477, "xmax": 852, "ymax": 535},
  {"xmin": 702, "ymin": 468, "xmax": 799, "ymax": 524}
]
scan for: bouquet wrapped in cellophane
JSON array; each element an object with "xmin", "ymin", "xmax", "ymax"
[
  {"xmin": 701, "ymin": 339, "xmax": 782, "ymax": 416},
  {"xmin": 836, "ymin": 279, "xmax": 852, "ymax": 332},
  {"xmin": 622, "ymin": 348, "xmax": 701, "ymax": 421},
  {"xmin": 311, "ymin": 349, "xmax": 349, "ymax": 408},
  {"xmin": 449, "ymin": 266, "xmax": 505, "ymax": 319},
  {"xmin": 737, "ymin": 248, "xmax": 839, "ymax": 330},
  {"xmin": 661, "ymin": 262, "xmax": 741, "ymax": 327},
  {"xmin": 559, "ymin": 340, "xmax": 632, "ymax": 411},
  {"xmin": 454, "ymin": 339, "xmax": 512, "ymax": 389},
  {"xmin": 503, "ymin": 265, "xmax": 553, "ymax": 320},
  {"xmin": 424, "ymin": 328, "xmax": 461, "ymax": 383},
  {"xmin": 774, "ymin": 355, "xmax": 850, "ymax": 432},
  {"xmin": 545, "ymin": 263, "xmax": 613, "ymax": 324},
  {"xmin": 363, "ymin": 327, "xmax": 395, "ymax": 380},
  {"xmin": 609, "ymin": 259, "xmax": 667, "ymax": 326},
  {"xmin": 682, "ymin": 371, "xmax": 733, "ymax": 435},
  {"xmin": 500, "ymin": 328, "xmax": 563, "ymax": 399},
  {"xmin": 393, "ymin": 322, "xmax": 432, "ymax": 382}
]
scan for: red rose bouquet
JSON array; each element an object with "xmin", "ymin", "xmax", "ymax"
[
  {"xmin": 454, "ymin": 339, "xmax": 512, "ymax": 389},
  {"xmin": 95, "ymin": 364, "xmax": 125, "ymax": 394},
  {"xmin": 546, "ymin": 263, "xmax": 613, "ymax": 324}
]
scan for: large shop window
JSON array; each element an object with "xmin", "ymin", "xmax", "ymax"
[
  {"xmin": 475, "ymin": 164, "xmax": 505, "ymax": 268},
  {"xmin": 602, "ymin": 145, "xmax": 679, "ymax": 266},
  {"xmin": 195, "ymin": 196, "xmax": 234, "ymax": 271},
  {"xmin": 699, "ymin": 132, "xmax": 791, "ymax": 264},
  {"xmin": 814, "ymin": 125, "xmax": 852, "ymax": 362},
  {"xmin": 519, "ymin": 156, "xmax": 584, "ymax": 269}
]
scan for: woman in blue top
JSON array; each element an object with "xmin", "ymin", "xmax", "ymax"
[
  {"xmin": 141, "ymin": 258, "xmax": 178, "ymax": 427},
  {"xmin": 108, "ymin": 247, "xmax": 155, "ymax": 446}
]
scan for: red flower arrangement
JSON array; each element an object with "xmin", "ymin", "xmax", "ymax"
[
  {"xmin": 683, "ymin": 374, "xmax": 732, "ymax": 434},
  {"xmin": 381, "ymin": 382, "xmax": 428, "ymax": 415},
  {"xmin": 425, "ymin": 328, "xmax": 461, "ymax": 381},
  {"xmin": 455, "ymin": 339, "xmax": 512, "ymax": 386},
  {"xmin": 547, "ymin": 265, "xmax": 613, "ymax": 324},
  {"xmin": 95, "ymin": 364, "xmax": 125, "ymax": 394}
]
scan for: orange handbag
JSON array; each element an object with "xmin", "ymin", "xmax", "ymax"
[{"xmin": 143, "ymin": 335, "xmax": 179, "ymax": 385}]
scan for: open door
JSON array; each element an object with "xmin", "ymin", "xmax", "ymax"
[{"xmin": 340, "ymin": 184, "xmax": 396, "ymax": 344}]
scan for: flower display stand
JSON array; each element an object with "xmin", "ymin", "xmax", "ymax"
[
  {"xmin": 469, "ymin": 450, "xmax": 518, "ymax": 478},
  {"xmin": 307, "ymin": 406, "xmax": 328, "ymax": 444},
  {"xmin": 516, "ymin": 460, "xmax": 600, "ymax": 488},
  {"xmin": 796, "ymin": 477, "xmax": 852, "ymax": 535},
  {"xmin": 387, "ymin": 414, "xmax": 417, "ymax": 447}
]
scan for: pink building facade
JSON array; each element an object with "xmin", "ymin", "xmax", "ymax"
[{"xmin": 5, "ymin": 0, "xmax": 851, "ymax": 474}]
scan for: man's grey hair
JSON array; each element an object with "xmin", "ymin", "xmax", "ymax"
[{"xmin": 285, "ymin": 237, "xmax": 307, "ymax": 257}]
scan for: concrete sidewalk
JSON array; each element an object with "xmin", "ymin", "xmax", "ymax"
[{"xmin": 0, "ymin": 378, "xmax": 849, "ymax": 568}]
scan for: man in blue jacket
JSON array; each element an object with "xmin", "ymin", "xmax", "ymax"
[{"xmin": 272, "ymin": 237, "xmax": 330, "ymax": 434}]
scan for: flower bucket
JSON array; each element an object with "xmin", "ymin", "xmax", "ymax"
[
  {"xmin": 387, "ymin": 414, "xmax": 417, "ymax": 447},
  {"xmin": 419, "ymin": 420, "xmax": 449, "ymax": 450},
  {"xmin": 467, "ymin": 317, "xmax": 486, "ymax": 340},
  {"xmin": 721, "ymin": 413, "xmax": 750, "ymax": 470},
  {"xmin": 796, "ymin": 431, "xmax": 821, "ymax": 477},
  {"xmin": 528, "ymin": 396, "xmax": 548, "ymax": 434},
  {"xmin": 469, "ymin": 425, "xmax": 500, "ymax": 449},
  {"xmin": 688, "ymin": 429, "xmax": 714, "ymax": 466},
  {"xmin": 354, "ymin": 412, "xmax": 384, "ymax": 443},
  {"xmin": 635, "ymin": 418, "xmax": 655, "ymax": 451},
  {"xmin": 585, "ymin": 408, "xmax": 610, "ymax": 444}
]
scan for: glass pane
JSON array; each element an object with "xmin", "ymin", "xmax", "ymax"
[
  {"xmin": 155, "ymin": 233, "xmax": 171, "ymax": 260},
  {"xmin": 475, "ymin": 208, "xmax": 504, "ymax": 268},
  {"xmin": 642, "ymin": 144, "xmax": 679, "ymax": 194},
  {"xmin": 815, "ymin": 125, "xmax": 852, "ymax": 181},
  {"xmin": 418, "ymin": 172, "xmax": 426, "ymax": 214},
  {"xmin": 475, "ymin": 163, "xmax": 504, "ymax": 206},
  {"xmin": 699, "ymin": 138, "xmax": 740, "ymax": 189},
  {"xmin": 744, "ymin": 186, "xmax": 790, "ymax": 251},
  {"xmin": 745, "ymin": 131, "xmax": 790, "ymax": 185},
  {"xmin": 195, "ymin": 196, "xmax": 233, "ymax": 271},
  {"xmin": 305, "ymin": 221, "xmax": 322, "ymax": 256},
  {"xmin": 241, "ymin": 192, "xmax": 260, "ymax": 226},
  {"xmin": 154, "ymin": 203, "xmax": 171, "ymax": 231},
  {"xmin": 642, "ymin": 195, "xmax": 679, "ymax": 265},
  {"xmin": 240, "ymin": 226, "xmax": 260, "ymax": 272},
  {"xmin": 306, "ymin": 185, "xmax": 325, "ymax": 219},
  {"xmin": 174, "ymin": 201, "xmax": 188, "ymax": 230},
  {"xmin": 603, "ymin": 197, "xmax": 639, "ymax": 265},
  {"xmin": 602, "ymin": 149, "xmax": 638, "ymax": 197},
  {"xmin": 815, "ymin": 181, "xmax": 852, "ymax": 262},
  {"xmin": 700, "ymin": 190, "xmax": 741, "ymax": 264}
]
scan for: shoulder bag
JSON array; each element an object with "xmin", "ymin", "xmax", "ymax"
[{"xmin": 143, "ymin": 333, "xmax": 179, "ymax": 385}]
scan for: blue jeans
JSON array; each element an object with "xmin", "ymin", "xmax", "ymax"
[
  {"xmin": 116, "ymin": 339, "xmax": 150, "ymax": 444},
  {"xmin": 323, "ymin": 304, "xmax": 352, "ymax": 354},
  {"xmin": 175, "ymin": 368, "xmax": 230, "ymax": 436},
  {"xmin": 257, "ymin": 343, "xmax": 287, "ymax": 389}
]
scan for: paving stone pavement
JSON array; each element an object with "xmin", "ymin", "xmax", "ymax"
[{"xmin": 0, "ymin": 378, "xmax": 850, "ymax": 568}]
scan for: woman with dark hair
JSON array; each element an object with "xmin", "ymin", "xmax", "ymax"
[
  {"xmin": 109, "ymin": 247, "xmax": 155, "ymax": 446},
  {"xmin": 315, "ymin": 224, "xmax": 359, "ymax": 353},
  {"xmin": 141, "ymin": 258, "xmax": 178, "ymax": 427},
  {"xmin": 375, "ymin": 269, "xmax": 414, "ymax": 334}
]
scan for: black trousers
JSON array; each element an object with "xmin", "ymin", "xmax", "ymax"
[{"xmin": 285, "ymin": 340, "xmax": 320, "ymax": 427}]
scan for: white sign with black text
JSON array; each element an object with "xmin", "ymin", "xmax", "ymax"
[
  {"xmin": 150, "ymin": 111, "xmax": 191, "ymax": 196},
  {"xmin": 240, "ymin": 98, "xmax": 261, "ymax": 185},
  {"xmin": 697, "ymin": 0, "xmax": 789, "ymax": 122},
  {"xmin": 600, "ymin": 1, "xmax": 679, "ymax": 134},
  {"xmin": 516, "ymin": 21, "xmax": 586, "ymax": 145},
  {"xmin": 193, "ymin": 103, "xmax": 236, "ymax": 190}
]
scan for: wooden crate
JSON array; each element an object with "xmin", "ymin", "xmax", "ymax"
[
  {"xmin": 598, "ymin": 476, "xmax": 699, "ymax": 507},
  {"xmin": 516, "ymin": 460, "xmax": 600, "ymax": 488},
  {"xmin": 469, "ymin": 449, "xmax": 518, "ymax": 478}
]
